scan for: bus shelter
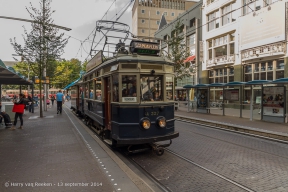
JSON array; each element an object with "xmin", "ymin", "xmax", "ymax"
[
  {"xmin": 183, "ymin": 84, "xmax": 209, "ymax": 113},
  {"xmin": 0, "ymin": 59, "xmax": 34, "ymax": 117},
  {"xmin": 261, "ymin": 78, "xmax": 288, "ymax": 123}
]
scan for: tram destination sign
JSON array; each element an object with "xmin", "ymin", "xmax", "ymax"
[{"xmin": 130, "ymin": 40, "xmax": 160, "ymax": 56}]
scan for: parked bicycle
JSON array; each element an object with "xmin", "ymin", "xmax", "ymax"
[{"xmin": 210, "ymin": 101, "xmax": 223, "ymax": 108}]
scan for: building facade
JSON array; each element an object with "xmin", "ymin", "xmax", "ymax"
[
  {"xmin": 132, "ymin": 0, "xmax": 197, "ymax": 38},
  {"xmin": 155, "ymin": 1, "xmax": 203, "ymax": 100},
  {"xmin": 202, "ymin": 0, "xmax": 288, "ymax": 102}
]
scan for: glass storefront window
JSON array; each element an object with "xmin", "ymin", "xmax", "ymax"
[
  {"xmin": 141, "ymin": 75, "xmax": 163, "ymax": 101},
  {"xmin": 166, "ymin": 76, "xmax": 173, "ymax": 101},
  {"xmin": 254, "ymin": 64, "xmax": 259, "ymax": 72},
  {"xmin": 260, "ymin": 63, "xmax": 266, "ymax": 71},
  {"xmin": 245, "ymin": 65, "xmax": 252, "ymax": 73},
  {"xmin": 245, "ymin": 74, "xmax": 252, "ymax": 82},
  {"xmin": 267, "ymin": 71, "xmax": 273, "ymax": 80},
  {"xmin": 276, "ymin": 60, "xmax": 284, "ymax": 69},
  {"xmin": 95, "ymin": 78, "xmax": 102, "ymax": 100},
  {"xmin": 112, "ymin": 75, "xmax": 119, "ymax": 102},
  {"xmin": 276, "ymin": 71, "xmax": 284, "ymax": 79},
  {"xmin": 260, "ymin": 72, "xmax": 266, "ymax": 80},
  {"xmin": 209, "ymin": 70, "xmax": 214, "ymax": 77},
  {"xmin": 229, "ymin": 68, "xmax": 234, "ymax": 75},
  {"xmin": 267, "ymin": 61, "xmax": 273, "ymax": 71},
  {"xmin": 254, "ymin": 73, "xmax": 259, "ymax": 80}
]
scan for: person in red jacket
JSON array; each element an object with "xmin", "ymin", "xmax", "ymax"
[{"xmin": 9, "ymin": 93, "xmax": 25, "ymax": 130}]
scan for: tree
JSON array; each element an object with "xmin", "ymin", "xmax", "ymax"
[
  {"xmin": 165, "ymin": 20, "xmax": 196, "ymax": 81},
  {"xmin": 52, "ymin": 59, "xmax": 83, "ymax": 88},
  {"xmin": 10, "ymin": 0, "xmax": 68, "ymax": 117}
]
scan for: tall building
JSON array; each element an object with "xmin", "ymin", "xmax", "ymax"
[
  {"xmin": 202, "ymin": 0, "xmax": 287, "ymax": 102},
  {"xmin": 132, "ymin": 0, "xmax": 198, "ymax": 38},
  {"xmin": 154, "ymin": 1, "xmax": 203, "ymax": 101}
]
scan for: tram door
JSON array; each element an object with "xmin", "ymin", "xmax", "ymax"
[{"xmin": 104, "ymin": 77, "xmax": 112, "ymax": 130}]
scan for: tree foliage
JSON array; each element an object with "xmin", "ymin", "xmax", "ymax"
[
  {"xmin": 10, "ymin": 0, "xmax": 69, "ymax": 117},
  {"xmin": 165, "ymin": 20, "xmax": 196, "ymax": 80}
]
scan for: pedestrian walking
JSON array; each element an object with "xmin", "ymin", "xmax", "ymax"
[
  {"xmin": 56, "ymin": 90, "xmax": 64, "ymax": 114},
  {"xmin": 28, "ymin": 95, "xmax": 34, "ymax": 113},
  {"xmin": 51, "ymin": 95, "xmax": 55, "ymax": 106},
  {"xmin": 10, "ymin": 93, "xmax": 25, "ymax": 130}
]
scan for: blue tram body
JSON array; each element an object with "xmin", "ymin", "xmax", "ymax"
[{"xmin": 70, "ymin": 39, "xmax": 179, "ymax": 155}]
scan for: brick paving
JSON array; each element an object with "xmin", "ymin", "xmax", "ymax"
[{"xmin": 0, "ymin": 104, "xmax": 130, "ymax": 192}]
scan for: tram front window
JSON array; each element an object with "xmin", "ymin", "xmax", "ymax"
[{"xmin": 141, "ymin": 75, "xmax": 163, "ymax": 101}]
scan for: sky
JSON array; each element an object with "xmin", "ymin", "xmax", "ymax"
[{"xmin": 0, "ymin": 0, "xmax": 133, "ymax": 62}]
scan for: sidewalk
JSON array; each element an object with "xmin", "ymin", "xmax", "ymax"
[
  {"xmin": 0, "ymin": 104, "xmax": 150, "ymax": 192},
  {"xmin": 175, "ymin": 105, "xmax": 288, "ymax": 142}
]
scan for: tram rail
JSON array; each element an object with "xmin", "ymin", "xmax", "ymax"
[{"xmin": 175, "ymin": 115, "xmax": 288, "ymax": 144}]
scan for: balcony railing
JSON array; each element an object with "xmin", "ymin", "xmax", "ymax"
[{"xmin": 241, "ymin": 42, "xmax": 286, "ymax": 60}]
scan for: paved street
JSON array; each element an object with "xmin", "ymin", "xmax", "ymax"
[{"xmin": 132, "ymin": 120, "xmax": 288, "ymax": 192}]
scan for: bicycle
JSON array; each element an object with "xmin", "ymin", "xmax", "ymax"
[{"xmin": 210, "ymin": 101, "xmax": 223, "ymax": 108}]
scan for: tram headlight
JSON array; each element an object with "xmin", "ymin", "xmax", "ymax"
[
  {"xmin": 140, "ymin": 117, "xmax": 151, "ymax": 129},
  {"xmin": 156, "ymin": 116, "xmax": 166, "ymax": 128}
]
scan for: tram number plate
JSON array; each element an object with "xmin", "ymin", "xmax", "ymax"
[{"xmin": 145, "ymin": 110, "xmax": 159, "ymax": 116}]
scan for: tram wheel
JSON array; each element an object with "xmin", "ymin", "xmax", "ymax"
[{"xmin": 155, "ymin": 147, "xmax": 165, "ymax": 156}]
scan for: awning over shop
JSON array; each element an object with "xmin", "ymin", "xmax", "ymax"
[
  {"xmin": 183, "ymin": 55, "xmax": 196, "ymax": 63},
  {"xmin": 63, "ymin": 77, "xmax": 81, "ymax": 90},
  {"xmin": 0, "ymin": 59, "xmax": 33, "ymax": 85}
]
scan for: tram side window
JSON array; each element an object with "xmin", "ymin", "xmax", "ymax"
[
  {"xmin": 95, "ymin": 78, "xmax": 102, "ymax": 100},
  {"xmin": 140, "ymin": 75, "xmax": 163, "ymax": 101},
  {"xmin": 85, "ymin": 84, "xmax": 89, "ymax": 98},
  {"xmin": 166, "ymin": 76, "xmax": 173, "ymax": 101},
  {"xmin": 122, "ymin": 75, "xmax": 137, "ymax": 98},
  {"xmin": 112, "ymin": 75, "xmax": 119, "ymax": 102},
  {"xmin": 89, "ymin": 81, "xmax": 93, "ymax": 99}
]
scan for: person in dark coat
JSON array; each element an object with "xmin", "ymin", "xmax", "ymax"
[{"xmin": 10, "ymin": 93, "xmax": 25, "ymax": 130}]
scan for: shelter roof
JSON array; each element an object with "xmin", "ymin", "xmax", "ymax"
[{"xmin": 0, "ymin": 59, "xmax": 33, "ymax": 85}]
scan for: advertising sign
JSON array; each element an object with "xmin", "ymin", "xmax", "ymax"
[
  {"xmin": 262, "ymin": 86, "xmax": 285, "ymax": 117},
  {"xmin": 239, "ymin": 1, "xmax": 285, "ymax": 50},
  {"xmin": 223, "ymin": 89, "xmax": 239, "ymax": 101},
  {"xmin": 86, "ymin": 50, "xmax": 102, "ymax": 72},
  {"xmin": 197, "ymin": 89, "xmax": 207, "ymax": 109}
]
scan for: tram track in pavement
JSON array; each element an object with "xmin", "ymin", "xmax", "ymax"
[
  {"xmin": 175, "ymin": 115, "xmax": 288, "ymax": 144},
  {"xmin": 165, "ymin": 149, "xmax": 254, "ymax": 192}
]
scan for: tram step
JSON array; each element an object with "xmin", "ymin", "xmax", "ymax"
[{"xmin": 103, "ymin": 139, "xmax": 112, "ymax": 145}]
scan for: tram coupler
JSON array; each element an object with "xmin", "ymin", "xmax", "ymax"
[
  {"xmin": 151, "ymin": 140, "xmax": 172, "ymax": 156},
  {"xmin": 127, "ymin": 145, "xmax": 150, "ymax": 154}
]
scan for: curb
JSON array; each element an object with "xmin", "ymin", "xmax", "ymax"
[{"xmin": 175, "ymin": 114, "xmax": 288, "ymax": 143}]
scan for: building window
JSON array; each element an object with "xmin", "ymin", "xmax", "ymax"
[
  {"xmin": 242, "ymin": 0, "xmax": 254, "ymax": 16},
  {"xmin": 157, "ymin": 20, "xmax": 160, "ymax": 25},
  {"xmin": 164, "ymin": 12, "xmax": 167, "ymax": 16},
  {"xmin": 188, "ymin": 34, "xmax": 196, "ymax": 55},
  {"xmin": 171, "ymin": 12, "xmax": 175, "ymax": 16},
  {"xmin": 207, "ymin": 10, "xmax": 219, "ymax": 31},
  {"xmin": 141, "ymin": 9, "xmax": 145, "ymax": 14},
  {"xmin": 142, "ymin": 19, "xmax": 145, "ymax": 23},
  {"xmin": 222, "ymin": 3, "xmax": 236, "ymax": 26},
  {"xmin": 142, "ymin": 29, "xmax": 145, "ymax": 33},
  {"xmin": 156, "ymin": 10, "xmax": 160, "ymax": 15},
  {"xmin": 190, "ymin": 18, "xmax": 195, "ymax": 27}
]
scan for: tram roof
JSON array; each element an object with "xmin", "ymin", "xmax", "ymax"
[
  {"xmin": 84, "ymin": 54, "xmax": 174, "ymax": 76},
  {"xmin": 0, "ymin": 59, "xmax": 33, "ymax": 85}
]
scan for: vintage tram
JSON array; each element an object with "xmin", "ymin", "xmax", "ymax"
[{"xmin": 70, "ymin": 22, "xmax": 178, "ymax": 155}]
